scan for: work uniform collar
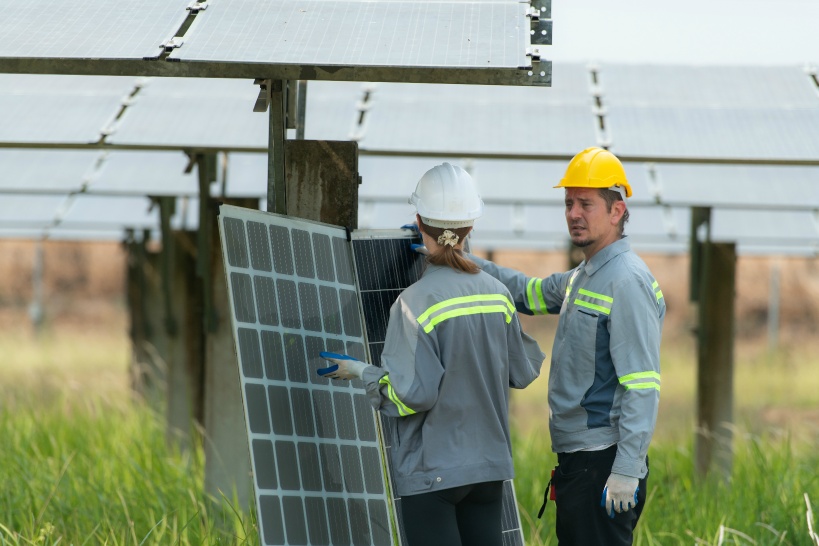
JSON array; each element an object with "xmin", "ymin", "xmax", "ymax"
[
  {"xmin": 421, "ymin": 263, "xmax": 449, "ymax": 278},
  {"xmin": 580, "ymin": 237, "xmax": 631, "ymax": 276}
]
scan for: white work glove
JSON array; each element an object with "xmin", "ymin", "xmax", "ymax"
[
  {"xmin": 317, "ymin": 351, "xmax": 368, "ymax": 380},
  {"xmin": 601, "ymin": 473, "xmax": 639, "ymax": 517}
]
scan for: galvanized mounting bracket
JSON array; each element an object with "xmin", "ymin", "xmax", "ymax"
[
  {"xmin": 161, "ymin": 36, "xmax": 185, "ymax": 52},
  {"xmin": 187, "ymin": 1, "xmax": 207, "ymax": 12},
  {"xmin": 530, "ymin": 19, "xmax": 553, "ymax": 45},
  {"xmin": 530, "ymin": 0, "xmax": 551, "ymax": 19},
  {"xmin": 516, "ymin": 58, "xmax": 550, "ymax": 86},
  {"xmin": 253, "ymin": 78, "xmax": 271, "ymax": 112}
]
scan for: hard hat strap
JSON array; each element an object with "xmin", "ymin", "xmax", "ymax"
[{"xmin": 608, "ymin": 185, "xmax": 628, "ymax": 203}]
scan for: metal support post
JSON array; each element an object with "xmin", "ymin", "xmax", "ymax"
[{"xmin": 268, "ymin": 80, "xmax": 287, "ymax": 214}]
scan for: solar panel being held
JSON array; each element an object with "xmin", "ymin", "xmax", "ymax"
[{"xmin": 218, "ymin": 205, "xmax": 394, "ymax": 546}]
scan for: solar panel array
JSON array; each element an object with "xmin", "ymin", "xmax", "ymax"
[
  {"xmin": 0, "ymin": 0, "xmax": 548, "ymax": 86},
  {"xmin": 599, "ymin": 65, "xmax": 819, "ymax": 161},
  {"xmin": 0, "ymin": 68, "xmax": 818, "ymax": 254},
  {"xmin": 218, "ymin": 205, "xmax": 395, "ymax": 546},
  {"xmin": 354, "ymin": 66, "xmax": 594, "ymax": 155}
]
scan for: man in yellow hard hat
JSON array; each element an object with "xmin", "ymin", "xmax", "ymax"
[{"xmin": 469, "ymin": 147, "xmax": 665, "ymax": 545}]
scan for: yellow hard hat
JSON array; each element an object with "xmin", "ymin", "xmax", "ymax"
[{"xmin": 554, "ymin": 147, "xmax": 632, "ymax": 198}]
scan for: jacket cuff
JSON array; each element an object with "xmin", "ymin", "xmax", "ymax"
[
  {"xmin": 611, "ymin": 453, "xmax": 648, "ymax": 479},
  {"xmin": 361, "ymin": 366, "xmax": 387, "ymax": 409}
]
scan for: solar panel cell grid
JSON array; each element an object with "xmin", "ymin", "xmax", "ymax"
[
  {"xmin": 0, "ymin": 0, "xmax": 191, "ymax": 60},
  {"xmin": 219, "ymin": 205, "xmax": 394, "ymax": 546}
]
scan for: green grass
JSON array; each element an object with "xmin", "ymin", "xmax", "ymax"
[
  {"xmin": 0, "ymin": 392, "xmax": 256, "ymax": 545},
  {"xmin": 2, "ymin": 329, "xmax": 819, "ymax": 545},
  {"xmin": 514, "ymin": 432, "xmax": 819, "ymax": 545}
]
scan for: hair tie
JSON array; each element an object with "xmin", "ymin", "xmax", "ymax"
[{"xmin": 437, "ymin": 230, "xmax": 459, "ymax": 247}]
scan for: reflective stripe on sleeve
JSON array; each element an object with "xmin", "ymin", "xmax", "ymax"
[
  {"xmin": 619, "ymin": 371, "xmax": 661, "ymax": 392},
  {"xmin": 379, "ymin": 375, "xmax": 417, "ymax": 417},
  {"xmin": 417, "ymin": 294, "xmax": 515, "ymax": 334},
  {"xmin": 526, "ymin": 277, "xmax": 549, "ymax": 315},
  {"xmin": 652, "ymin": 280, "xmax": 664, "ymax": 302}
]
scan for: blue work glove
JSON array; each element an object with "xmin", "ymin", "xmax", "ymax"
[
  {"xmin": 600, "ymin": 473, "xmax": 639, "ymax": 518},
  {"xmin": 317, "ymin": 351, "xmax": 369, "ymax": 380},
  {"xmin": 400, "ymin": 224, "xmax": 428, "ymax": 255}
]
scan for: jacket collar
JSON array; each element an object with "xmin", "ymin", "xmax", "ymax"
[{"xmin": 580, "ymin": 237, "xmax": 631, "ymax": 276}]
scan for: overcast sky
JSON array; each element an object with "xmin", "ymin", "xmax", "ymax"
[{"xmin": 549, "ymin": 0, "xmax": 819, "ymax": 66}]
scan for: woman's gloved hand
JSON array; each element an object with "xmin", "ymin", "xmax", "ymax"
[{"xmin": 317, "ymin": 352, "xmax": 369, "ymax": 380}]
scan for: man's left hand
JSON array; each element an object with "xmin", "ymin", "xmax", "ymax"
[{"xmin": 601, "ymin": 473, "xmax": 639, "ymax": 518}]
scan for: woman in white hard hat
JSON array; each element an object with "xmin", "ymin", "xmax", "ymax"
[{"xmin": 319, "ymin": 162, "xmax": 545, "ymax": 546}]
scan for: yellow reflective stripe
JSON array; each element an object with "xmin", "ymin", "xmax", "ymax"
[
  {"xmin": 619, "ymin": 371, "xmax": 661, "ymax": 383},
  {"xmin": 574, "ymin": 299, "xmax": 611, "ymax": 315},
  {"xmin": 620, "ymin": 371, "xmax": 661, "ymax": 392},
  {"xmin": 379, "ymin": 376, "xmax": 416, "ymax": 417},
  {"xmin": 624, "ymin": 383, "xmax": 661, "ymax": 392},
  {"xmin": 417, "ymin": 294, "xmax": 514, "ymax": 324},
  {"xmin": 422, "ymin": 304, "xmax": 512, "ymax": 333},
  {"xmin": 574, "ymin": 288, "xmax": 613, "ymax": 315},
  {"xmin": 527, "ymin": 278, "xmax": 548, "ymax": 315},
  {"xmin": 652, "ymin": 280, "xmax": 664, "ymax": 301},
  {"xmin": 577, "ymin": 288, "xmax": 613, "ymax": 303}
]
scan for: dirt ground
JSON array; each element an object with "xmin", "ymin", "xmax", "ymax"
[{"xmin": 1, "ymin": 239, "xmax": 818, "ymax": 344}]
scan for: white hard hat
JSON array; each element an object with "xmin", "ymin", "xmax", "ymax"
[{"xmin": 409, "ymin": 163, "xmax": 484, "ymax": 228}]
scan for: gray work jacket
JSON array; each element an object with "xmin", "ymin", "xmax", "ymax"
[
  {"xmin": 471, "ymin": 238, "xmax": 664, "ymax": 478},
  {"xmin": 361, "ymin": 264, "xmax": 544, "ymax": 497}
]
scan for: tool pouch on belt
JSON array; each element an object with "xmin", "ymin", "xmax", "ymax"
[{"xmin": 537, "ymin": 468, "xmax": 558, "ymax": 519}]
